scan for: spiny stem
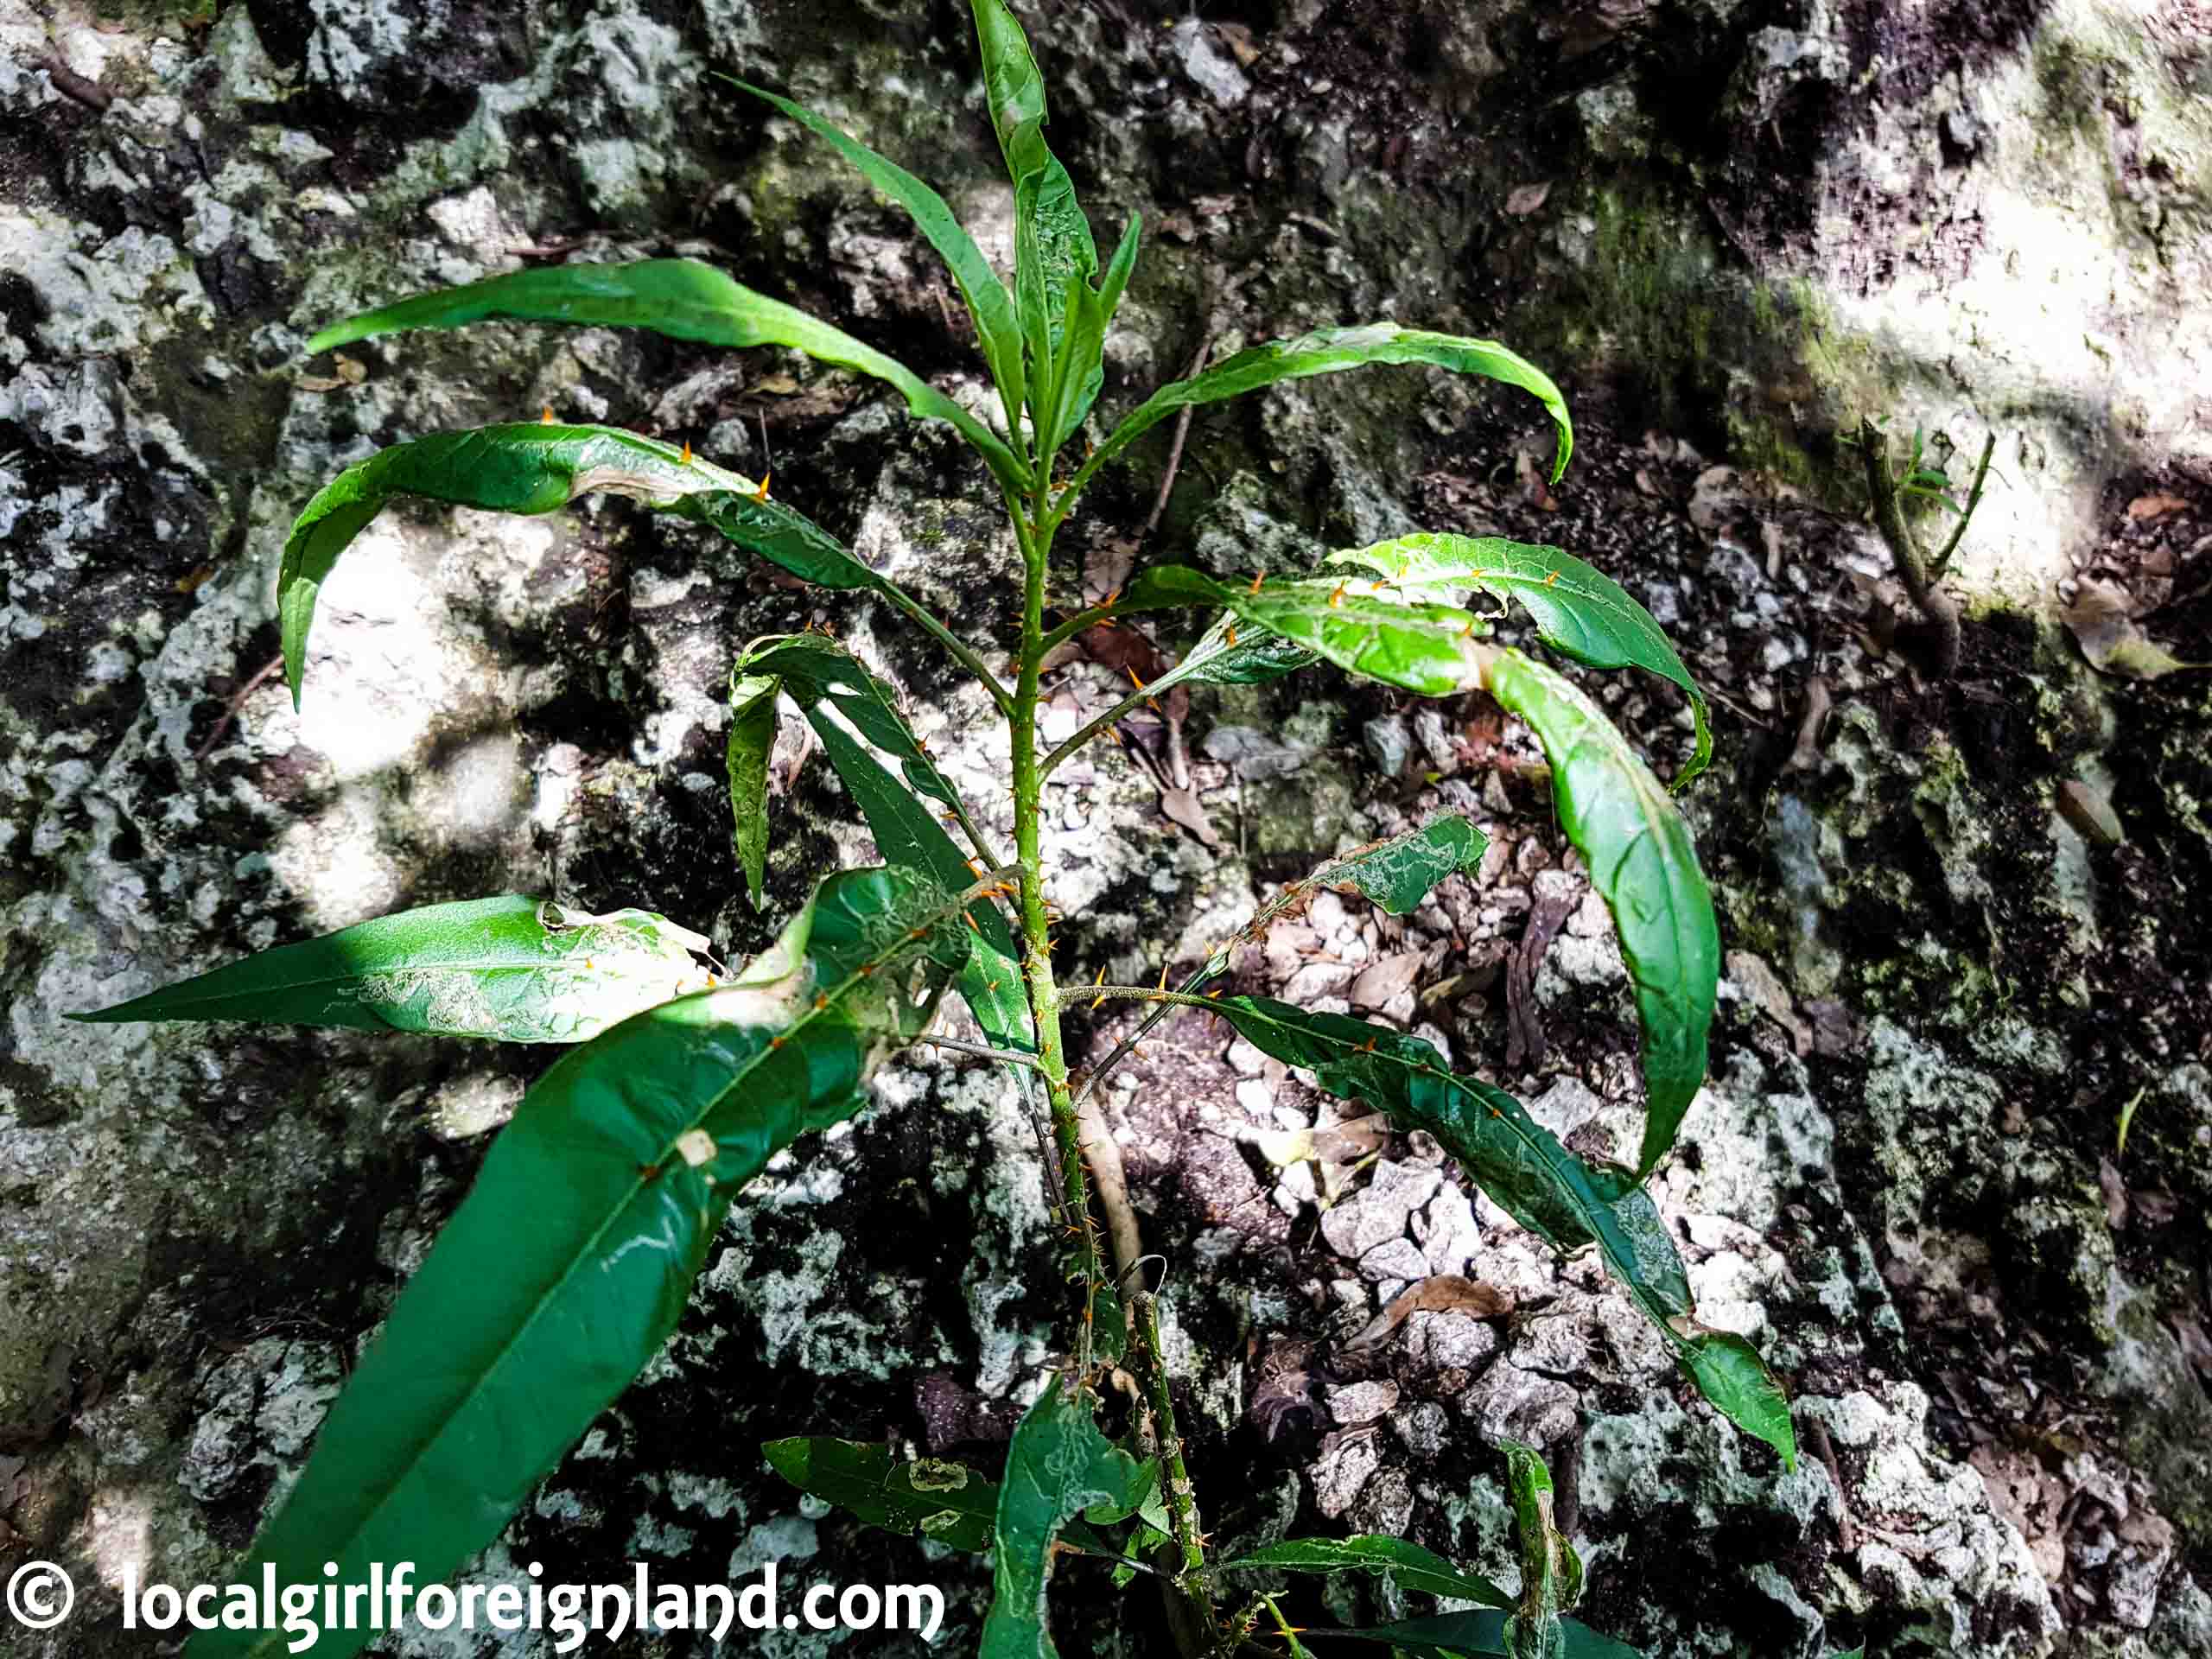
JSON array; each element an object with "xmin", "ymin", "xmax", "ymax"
[
  {"xmin": 922, "ymin": 1035, "xmax": 1046, "ymax": 1068},
  {"xmin": 1041, "ymin": 680, "xmax": 1155, "ymax": 777},
  {"xmin": 1135, "ymin": 1292, "xmax": 1215, "ymax": 1624},
  {"xmin": 879, "ymin": 581, "xmax": 1018, "ymax": 721}
]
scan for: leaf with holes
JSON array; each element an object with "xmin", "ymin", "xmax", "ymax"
[
  {"xmin": 72, "ymin": 894, "xmax": 712, "ymax": 1043},
  {"xmin": 1329, "ymin": 533, "xmax": 1711, "ymax": 784},
  {"xmin": 185, "ymin": 867, "xmax": 969, "ymax": 1659}
]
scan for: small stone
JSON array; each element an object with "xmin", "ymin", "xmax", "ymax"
[
  {"xmin": 1363, "ymin": 714, "xmax": 1413, "ymax": 778},
  {"xmin": 1312, "ymin": 1431, "xmax": 1380, "ymax": 1517},
  {"xmin": 1327, "ymin": 1379, "xmax": 1401, "ymax": 1426},
  {"xmin": 1359, "ymin": 1237, "xmax": 1431, "ymax": 1282}
]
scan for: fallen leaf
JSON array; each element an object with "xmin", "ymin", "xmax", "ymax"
[
  {"xmin": 754, "ymin": 372, "xmax": 802, "ymax": 395},
  {"xmin": 1346, "ymin": 1274, "xmax": 1515, "ymax": 1350},
  {"xmin": 2126, "ymin": 492, "xmax": 2190, "ymax": 521},
  {"xmin": 1075, "ymin": 622, "xmax": 1171, "ymax": 684},
  {"xmin": 1158, "ymin": 784, "xmax": 1223, "ymax": 850},
  {"xmin": 2063, "ymin": 580, "xmax": 2208, "ymax": 681},
  {"xmin": 2056, "ymin": 779, "xmax": 2125, "ymax": 847},
  {"xmin": 1504, "ymin": 181, "xmax": 1551, "ymax": 216}
]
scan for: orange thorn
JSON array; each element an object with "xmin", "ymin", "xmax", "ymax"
[
  {"xmin": 963, "ymin": 910, "xmax": 982, "ymax": 933},
  {"xmin": 769, "ymin": 1034, "xmax": 786, "ymax": 1050},
  {"xmin": 1225, "ymin": 623, "xmax": 1239, "ymax": 646},
  {"xmin": 967, "ymin": 858, "xmax": 987, "ymax": 875},
  {"xmin": 1155, "ymin": 963, "xmax": 1169, "ymax": 992},
  {"xmin": 987, "ymin": 978, "xmax": 1001, "ymax": 992},
  {"xmin": 813, "ymin": 992, "xmax": 829, "ymax": 1011},
  {"xmin": 1460, "ymin": 619, "xmax": 1477, "ymax": 639},
  {"xmin": 1101, "ymin": 588, "xmax": 1120, "ymax": 610},
  {"xmin": 1125, "ymin": 665, "xmax": 1148, "ymax": 690},
  {"xmin": 1544, "ymin": 569, "xmax": 1560, "ymax": 587},
  {"xmin": 1206, "ymin": 988, "xmax": 1224, "ymax": 998},
  {"xmin": 1361, "ymin": 1036, "xmax": 1377, "ymax": 1053},
  {"xmin": 539, "ymin": 405, "xmax": 556, "ymax": 424},
  {"xmin": 679, "ymin": 440, "xmax": 693, "ymax": 465},
  {"xmin": 1107, "ymin": 725, "xmax": 1123, "ymax": 747},
  {"xmin": 752, "ymin": 472, "xmax": 772, "ymax": 501},
  {"xmin": 1249, "ymin": 568, "xmax": 1265, "ymax": 595},
  {"xmin": 1091, "ymin": 968, "xmax": 1108, "ymax": 1009},
  {"xmin": 1328, "ymin": 581, "xmax": 1348, "ymax": 608}
]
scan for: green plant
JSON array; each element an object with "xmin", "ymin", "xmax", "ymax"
[{"xmin": 77, "ymin": 5, "xmax": 1792, "ymax": 1655}]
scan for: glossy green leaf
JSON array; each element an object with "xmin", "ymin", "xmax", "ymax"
[
  {"xmin": 1222, "ymin": 1535, "xmax": 1510, "ymax": 1608},
  {"xmin": 1181, "ymin": 617, "xmax": 1321, "ymax": 684},
  {"xmin": 1119, "ymin": 565, "xmax": 1493, "ymax": 696},
  {"xmin": 1503, "ymin": 1442, "xmax": 1580, "ymax": 1659},
  {"xmin": 1203, "ymin": 995, "xmax": 1789, "ymax": 1465},
  {"xmin": 305, "ymin": 258, "xmax": 1026, "ymax": 489},
  {"xmin": 981, "ymin": 1377, "xmax": 1152, "ymax": 1659},
  {"xmin": 721, "ymin": 77, "xmax": 1027, "ymax": 434},
  {"xmin": 764, "ymin": 1439, "xmax": 1003, "ymax": 1554},
  {"xmin": 1065, "ymin": 323, "xmax": 1573, "ymax": 508},
  {"xmin": 1044, "ymin": 213, "xmax": 1141, "ymax": 456},
  {"xmin": 277, "ymin": 421, "xmax": 872, "ymax": 705},
  {"xmin": 1485, "ymin": 649, "xmax": 1717, "ymax": 1178},
  {"xmin": 967, "ymin": 0, "xmax": 1096, "ymax": 418},
  {"xmin": 735, "ymin": 634, "xmax": 1030, "ymax": 1058},
  {"xmin": 187, "ymin": 868, "xmax": 969, "ymax": 1659},
  {"xmin": 1680, "ymin": 1329, "xmax": 1796, "ymax": 1468},
  {"xmin": 71, "ymin": 894, "xmax": 712, "ymax": 1042},
  {"xmin": 728, "ymin": 672, "xmax": 779, "ymax": 907},
  {"xmin": 1329, "ymin": 533, "xmax": 1711, "ymax": 785},
  {"xmin": 1318, "ymin": 1611, "xmax": 1643, "ymax": 1659}
]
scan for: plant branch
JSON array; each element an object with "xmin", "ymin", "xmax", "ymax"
[
  {"xmin": 923, "ymin": 1035, "xmax": 1046, "ymax": 1068},
  {"xmin": 1041, "ymin": 680, "xmax": 1157, "ymax": 777},
  {"xmin": 877, "ymin": 580, "xmax": 1017, "ymax": 721},
  {"xmin": 1928, "ymin": 431, "xmax": 1997, "ymax": 580},
  {"xmin": 1858, "ymin": 416, "xmax": 1961, "ymax": 677},
  {"xmin": 1135, "ymin": 1289, "xmax": 1217, "ymax": 1634}
]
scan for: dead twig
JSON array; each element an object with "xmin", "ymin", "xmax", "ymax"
[
  {"xmin": 194, "ymin": 652, "xmax": 284, "ymax": 760},
  {"xmin": 1140, "ymin": 336, "xmax": 1212, "ymax": 544},
  {"xmin": 35, "ymin": 51, "xmax": 111, "ymax": 112}
]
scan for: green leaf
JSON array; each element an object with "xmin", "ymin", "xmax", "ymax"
[
  {"xmin": 1221, "ymin": 1535, "xmax": 1510, "ymax": 1608},
  {"xmin": 1067, "ymin": 322, "xmax": 1573, "ymax": 507},
  {"xmin": 71, "ymin": 894, "xmax": 712, "ymax": 1042},
  {"xmin": 304, "ymin": 259, "xmax": 1027, "ymax": 490},
  {"xmin": 728, "ymin": 672, "xmax": 779, "ymax": 907},
  {"xmin": 1181, "ymin": 617, "xmax": 1321, "ymax": 684},
  {"xmin": 981, "ymin": 1377, "xmax": 1152, "ymax": 1659},
  {"xmin": 1043, "ymin": 213, "xmax": 1141, "ymax": 457},
  {"xmin": 1119, "ymin": 565, "xmax": 1494, "ymax": 697},
  {"xmin": 1316, "ymin": 1611, "xmax": 1644, "ymax": 1659},
  {"xmin": 764, "ymin": 1439, "xmax": 1003, "ymax": 1554},
  {"xmin": 1202, "ymin": 995, "xmax": 1789, "ymax": 1464},
  {"xmin": 735, "ymin": 633, "xmax": 1030, "ymax": 1058},
  {"xmin": 1484, "ymin": 650, "xmax": 1717, "ymax": 1179},
  {"xmin": 1328, "ymin": 533, "xmax": 1711, "ymax": 785},
  {"xmin": 720, "ymin": 77, "xmax": 1027, "ymax": 435},
  {"xmin": 1679, "ymin": 1330, "xmax": 1796, "ymax": 1468},
  {"xmin": 277, "ymin": 421, "xmax": 874, "ymax": 704},
  {"xmin": 967, "ymin": 0, "xmax": 1096, "ymax": 421},
  {"xmin": 1503, "ymin": 1441, "xmax": 1580, "ymax": 1659},
  {"xmin": 187, "ymin": 867, "xmax": 970, "ymax": 1659}
]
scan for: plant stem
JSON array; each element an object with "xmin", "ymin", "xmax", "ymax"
[
  {"xmin": 1007, "ymin": 489, "xmax": 1109, "ymax": 1386},
  {"xmin": 1928, "ymin": 431, "xmax": 1997, "ymax": 581},
  {"xmin": 1135, "ymin": 1291, "xmax": 1217, "ymax": 1633},
  {"xmin": 1858, "ymin": 416, "xmax": 1961, "ymax": 677}
]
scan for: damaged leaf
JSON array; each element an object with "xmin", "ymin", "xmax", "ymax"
[
  {"xmin": 1223, "ymin": 1534, "xmax": 1510, "ymax": 1608},
  {"xmin": 73, "ymin": 894, "xmax": 713, "ymax": 1044}
]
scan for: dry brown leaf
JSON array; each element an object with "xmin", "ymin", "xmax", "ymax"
[
  {"xmin": 1346, "ymin": 1274, "xmax": 1515, "ymax": 1350},
  {"xmin": 1351, "ymin": 951, "xmax": 1423, "ymax": 1011},
  {"xmin": 1159, "ymin": 784, "xmax": 1223, "ymax": 850},
  {"xmin": 1726, "ymin": 949, "xmax": 1812, "ymax": 1057},
  {"xmin": 2063, "ymin": 580, "xmax": 2207, "ymax": 680},
  {"xmin": 754, "ymin": 372, "xmax": 802, "ymax": 395},
  {"xmin": 2126, "ymin": 492, "xmax": 2191, "ymax": 521}
]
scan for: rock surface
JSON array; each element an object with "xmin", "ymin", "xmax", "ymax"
[{"xmin": 3, "ymin": 1, "xmax": 2210, "ymax": 1656}]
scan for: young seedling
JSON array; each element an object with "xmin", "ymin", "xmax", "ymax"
[{"xmin": 76, "ymin": 5, "xmax": 1791, "ymax": 1656}]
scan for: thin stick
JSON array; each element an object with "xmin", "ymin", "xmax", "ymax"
[
  {"xmin": 1928, "ymin": 432, "xmax": 1997, "ymax": 580},
  {"xmin": 1859, "ymin": 417, "xmax": 1961, "ymax": 677},
  {"xmin": 1040, "ymin": 682, "xmax": 1156, "ymax": 778},
  {"xmin": 1140, "ymin": 338, "xmax": 1211, "ymax": 543},
  {"xmin": 194, "ymin": 652, "xmax": 285, "ymax": 760}
]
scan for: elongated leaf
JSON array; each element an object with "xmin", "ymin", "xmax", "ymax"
[
  {"xmin": 1202, "ymin": 995, "xmax": 1790, "ymax": 1465},
  {"xmin": 735, "ymin": 634, "xmax": 1030, "ymax": 1057},
  {"xmin": 277, "ymin": 421, "xmax": 861, "ymax": 704},
  {"xmin": 1329, "ymin": 533, "xmax": 1711, "ymax": 784},
  {"xmin": 1066, "ymin": 323, "xmax": 1573, "ymax": 506},
  {"xmin": 1119, "ymin": 565, "xmax": 1493, "ymax": 696},
  {"xmin": 188, "ymin": 868, "xmax": 969, "ymax": 1659},
  {"xmin": 1503, "ymin": 1442, "xmax": 1580, "ymax": 1659},
  {"xmin": 1679, "ymin": 1330, "xmax": 1795, "ymax": 1467},
  {"xmin": 728, "ymin": 672, "xmax": 779, "ymax": 907},
  {"xmin": 1319, "ymin": 1612, "xmax": 1644, "ymax": 1659},
  {"xmin": 1183, "ymin": 619, "xmax": 1320, "ymax": 684},
  {"xmin": 305, "ymin": 258, "xmax": 1026, "ymax": 489},
  {"xmin": 71, "ymin": 894, "xmax": 712, "ymax": 1042},
  {"xmin": 968, "ymin": 0, "xmax": 1096, "ymax": 416},
  {"xmin": 765, "ymin": 1439, "xmax": 1001, "ymax": 1554},
  {"xmin": 1485, "ymin": 650, "xmax": 1716, "ymax": 1177},
  {"xmin": 1044, "ymin": 213, "xmax": 1141, "ymax": 456},
  {"xmin": 981, "ymin": 1377, "xmax": 1151, "ymax": 1659},
  {"xmin": 1223, "ymin": 1535, "xmax": 1510, "ymax": 1608},
  {"xmin": 721, "ymin": 77, "xmax": 1027, "ymax": 434}
]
